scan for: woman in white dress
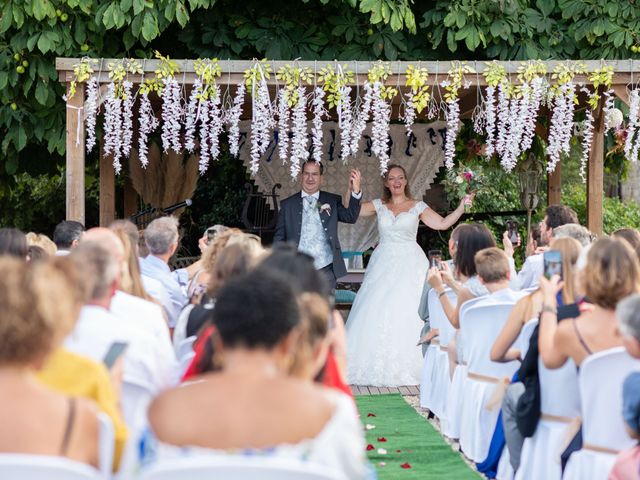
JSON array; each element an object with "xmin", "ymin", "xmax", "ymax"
[{"xmin": 346, "ymin": 165, "xmax": 472, "ymax": 387}]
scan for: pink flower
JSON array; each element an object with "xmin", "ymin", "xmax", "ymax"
[{"xmin": 462, "ymin": 171, "xmax": 474, "ymax": 181}]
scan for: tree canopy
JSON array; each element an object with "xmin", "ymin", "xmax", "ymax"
[{"xmin": 1, "ymin": 0, "xmax": 639, "ymax": 173}]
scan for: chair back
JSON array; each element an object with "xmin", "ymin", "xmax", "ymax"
[
  {"xmin": 428, "ymin": 288, "xmax": 457, "ymax": 346},
  {"xmin": 0, "ymin": 454, "xmax": 101, "ymax": 479},
  {"xmin": 180, "ymin": 351, "xmax": 196, "ymax": 376},
  {"xmin": 176, "ymin": 335, "xmax": 197, "ymax": 361},
  {"xmin": 97, "ymin": 412, "xmax": 115, "ymax": 478},
  {"xmin": 460, "ymin": 302, "xmax": 519, "ymax": 378},
  {"xmin": 518, "ymin": 319, "xmax": 538, "ymax": 358},
  {"xmin": 138, "ymin": 456, "xmax": 347, "ymax": 480},
  {"xmin": 538, "ymin": 357, "xmax": 580, "ymax": 418},
  {"xmin": 579, "ymin": 347, "xmax": 640, "ymax": 451},
  {"xmin": 121, "ymin": 377, "xmax": 156, "ymax": 431}
]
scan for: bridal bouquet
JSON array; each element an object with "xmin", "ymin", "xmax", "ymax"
[{"xmin": 444, "ymin": 163, "xmax": 484, "ymax": 212}]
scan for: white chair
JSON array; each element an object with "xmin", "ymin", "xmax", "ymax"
[
  {"xmin": 0, "ymin": 454, "xmax": 102, "ymax": 479},
  {"xmin": 180, "ymin": 351, "xmax": 196, "ymax": 376},
  {"xmin": 564, "ymin": 347, "xmax": 640, "ymax": 480},
  {"xmin": 176, "ymin": 335, "xmax": 197, "ymax": 361},
  {"xmin": 138, "ymin": 456, "xmax": 348, "ymax": 480},
  {"xmin": 458, "ymin": 302, "xmax": 520, "ymax": 462},
  {"xmin": 517, "ymin": 319, "xmax": 538, "ymax": 359},
  {"xmin": 515, "ymin": 358, "xmax": 580, "ymax": 480},
  {"xmin": 97, "ymin": 413, "xmax": 115, "ymax": 478},
  {"xmin": 121, "ymin": 377, "xmax": 156, "ymax": 431}
]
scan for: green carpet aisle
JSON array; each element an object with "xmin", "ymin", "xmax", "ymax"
[{"xmin": 356, "ymin": 394, "xmax": 480, "ymax": 479}]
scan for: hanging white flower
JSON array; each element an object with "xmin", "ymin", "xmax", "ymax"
[
  {"xmin": 625, "ymin": 89, "xmax": 640, "ymax": 162},
  {"xmin": 520, "ymin": 77, "xmax": 546, "ymax": 153},
  {"xmin": 138, "ymin": 91, "xmax": 159, "ymax": 168},
  {"xmin": 289, "ymin": 86, "xmax": 309, "ymax": 178},
  {"xmin": 402, "ymin": 92, "xmax": 417, "ymax": 137},
  {"xmin": 443, "ymin": 99, "xmax": 460, "ymax": 170},
  {"xmin": 311, "ymin": 87, "xmax": 326, "ymax": 162},
  {"xmin": 483, "ymin": 85, "xmax": 497, "ymax": 158},
  {"xmin": 350, "ymin": 82, "xmax": 374, "ymax": 155},
  {"xmin": 603, "ymin": 90, "xmax": 619, "ymax": 134},
  {"xmin": 337, "ymin": 85, "xmax": 353, "ymax": 163},
  {"xmin": 198, "ymin": 98, "xmax": 211, "ymax": 171},
  {"xmin": 249, "ymin": 75, "xmax": 273, "ymax": 175},
  {"xmin": 370, "ymin": 82, "xmax": 392, "ymax": 174},
  {"xmin": 426, "ymin": 94, "xmax": 439, "ymax": 120},
  {"xmin": 579, "ymin": 89, "xmax": 595, "ymax": 181},
  {"xmin": 227, "ymin": 82, "xmax": 246, "ymax": 157},
  {"xmin": 495, "ymin": 82, "xmax": 510, "ymax": 157},
  {"xmin": 205, "ymin": 85, "xmax": 224, "ymax": 174},
  {"xmin": 184, "ymin": 79, "xmax": 203, "ymax": 153},
  {"xmin": 103, "ymin": 83, "xmax": 123, "ymax": 173},
  {"xmin": 547, "ymin": 82, "xmax": 576, "ymax": 173},
  {"xmin": 277, "ymin": 88, "xmax": 291, "ymax": 163},
  {"xmin": 161, "ymin": 77, "xmax": 183, "ymax": 153},
  {"xmin": 121, "ymin": 81, "xmax": 134, "ymax": 159},
  {"xmin": 84, "ymin": 76, "xmax": 99, "ymax": 153}
]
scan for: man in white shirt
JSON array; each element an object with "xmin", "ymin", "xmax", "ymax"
[
  {"xmin": 65, "ymin": 238, "xmax": 178, "ymax": 392},
  {"xmin": 53, "ymin": 220, "xmax": 84, "ymax": 256},
  {"xmin": 139, "ymin": 217, "xmax": 189, "ymax": 327},
  {"xmin": 516, "ymin": 204, "xmax": 578, "ymax": 290}
]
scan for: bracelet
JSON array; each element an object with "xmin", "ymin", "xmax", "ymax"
[
  {"xmin": 541, "ymin": 304, "xmax": 557, "ymax": 315},
  {"xmin": 438, "ymin": 290, "xmax": 447, "ymax": 299}
]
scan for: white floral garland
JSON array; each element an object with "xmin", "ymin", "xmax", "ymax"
[
  {"xmin": 289, "ymin": 86, "xmax": 308, "ymax": 178},
  {"xmin": 161, "ymin": 77, "xmax": 183, "ymax": 153},
  {"xmin": 578, "ymin": 86, "xmax": 596, "ymax": 181},
  {"xmin": 602, "ymin": 89, "xmax": 617, "ymax": 134},
  {"xmin": 495, "ymin": 82, "xmax": 510, "ymax": 157},
  {"xmin": 198, "ymin": 98, "xmax": 211, "ymax": 170},
  {"xmin": 311, "ymin": 87, "xmax": 326, "ymax": 162},
  {"xmin": 249, "ymin": 74, "xmax": 273, "ymax": 175},
  {"xmin": 227, "ymin": 83, "xmax": 246, "ymax": 157},
  {"xmin": 443, "ymin": 97, "xmax": 460, "ymax": 170},
  {"xmin": 137, "ymin": 92, "xmax": 158, "ymax": 168},
  {"xmin": 277, "ymin": 88, "xmax": 290, "ymax": 163},
  {"xmin": 205, "ymin": 85, "xmax": 223, "ymax": 174},
  {"xmin": 337, "ymin": 85, "xmax": 353, "ymax": 163},
  {"xmin": 350, "ymin": 82, "xmax": 374, "ymax": 155},
  {"xmin": 625, "ymin": 89, "xmax": 640, "ymax": 162},
  {"xmin": 402, "ymin": 92, "xmax": 417, "ymax": 136},
  {"xmin": 547, "ymin": 81, "xmax": 576, "ymax": 173},
  {"xmin": 483, "ymin": 85, "xmax": 497, "ymax": 158},
  {"xmin": 500, "ymin": 94, "xmax": 524, "ymax": 171},
  {"xmin": 519, "ymin": 77, "xmax": 545, "ymax": 153},
  {"xmin": 184, "ymin": 79, "xmax": 202, "ymax": 153},
  {"xmin": 84, "ymin": 77, "xmax": 99, "ymax": 153},
  {"xmin": 121, "ymin": 81, "xmax": 134, "ymax": 161},
  {"xmin": 103, "ymin": 83, "xmax": 123, "ymax": 173},
  {"xmin": 371, "ymin": 82, "xmax": 391, "ymax": 174}
]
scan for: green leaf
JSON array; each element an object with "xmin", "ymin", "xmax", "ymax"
[
  {"xmin": 0, "ymin": 72, "xmax": 7, "ymax": 90},
  {"xmin": 0, "ymin": 8, "xmax": 12, "ymax": 33},
  {"xmin": 132, "ymin": 0, "xmax": 145, "ymax": 15},
  {"xmin": 446, "ymin": 29, "xmax": 457, "ymax": 52},
  {"xmin": 35, "ymin": 81, "xmax": 48, "ymax": 105},
  {"xmin": 176, "ymin": 1, "xmax": 189, "ymax": 27},
  {"xmin": 5, "ymin": 157, "xmax": 18, "ymax": 175},
  {"xmin": 120, "ymin": 0, "xmax": 133, "ymax": 12},
  {"xmin": 37, "ymin": 33, "xmax": 51, "ymax": 53},
  {"xmin": 536, "ymin": 0, "xmax": 555, "ymax": 17},
  {"xmin": 16, "ymin": 126, "xmax": 27, "ymax": 151},
  {"xmin": 13, "ymin": 5, "xmax": 24, "ymax": 28},
  {"xmin": 141, "ymin": 11, "xmax": 159, "ymax": 41}
]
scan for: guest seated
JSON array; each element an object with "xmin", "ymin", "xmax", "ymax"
[
  {"xmin": 146, "ymin": 269, "xmax": 367, "ymax": 479},
  {"xmin": 53, "ymin": 220, "xmax": 85, "ymax": 255},
  {"xmin": 611, "ymin": 293, "xmax": 640, "ymax": 478},
  {"xmin": 613, "ymin": 227, "xmax": 640, "ymax": 260},
  {"xmin": 0, "ymin": 257, "xmax": 99, "ymax": 467},
  {"xmin": 539, "ymin": 237, "xmax": 640, "ymax": 369},
  {"xmin": 26, "ymin": 232, "xmax": 57, "ymax": 256},
  {"xmin": 0, "ymin": 227, "xmax": 27, "ymax": 258},
  {"xmin": 289, "ymin": 292, "xmax": 331, "ymax": 381}
]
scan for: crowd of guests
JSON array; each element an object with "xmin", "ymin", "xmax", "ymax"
[
  {"xmin": 2, "ymin": 203, "xmax": 640, "ymax": 479},
  {"xmin": 0, "ymin": 218, "xmax": 367, "ymax": 478}
]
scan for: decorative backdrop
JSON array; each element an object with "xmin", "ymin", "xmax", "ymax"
[{"xmin": 238, "ymin": 120, "xmax": 446, "ymax": 251}]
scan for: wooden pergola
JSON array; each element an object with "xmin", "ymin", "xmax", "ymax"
[{"xmin": 56, "ymin": 58, "xmax": 638, "ymax": 234}]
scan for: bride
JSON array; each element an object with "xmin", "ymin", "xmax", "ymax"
[{"xmin": 346, "ymin": 164, "xmax": 471, "ymax": 387}]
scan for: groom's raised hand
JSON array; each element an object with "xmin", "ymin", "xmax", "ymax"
[{"xmin": 350, "ymin": 169, "xmax": 362, "ymax": 194}]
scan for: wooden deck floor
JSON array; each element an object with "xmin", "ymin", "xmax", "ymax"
[{"xmin": 350, "ymin": 385, "xmax": 420, "ymax": 396}]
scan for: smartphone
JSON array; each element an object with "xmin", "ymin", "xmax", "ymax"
[
  {"xmin": 205, "ymin": 226, "xmax": 217, "ymax": 244},
  {"xmin": 507, "ymin": 220, "xmax": 518, "ymax": 244},
  {"xmin": 543, "ymin": 250, "xmax": 562, "ymax": 280},
  {"xmin": 103, "ymin": 342, "xmax": 128, "ymax": 369},
  {"xmin": 428, "ymin": 250, "xmax": 443, "ymax": 269}
]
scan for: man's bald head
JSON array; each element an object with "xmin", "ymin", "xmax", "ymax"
[{"xmin": 82, "ymin": 228, "xmax": 125, "ymax": 261}]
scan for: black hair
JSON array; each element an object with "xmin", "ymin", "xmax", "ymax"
[
  {"xmin": 213, "ymin": 269, "xmax": 300, "ymax": 349},
  {"xmin": 544, "ymin": 205, "xmax": 578, "ymax": 230},
  {"xmin": 256, "ymin": 243, "xmax": 330, "ymax": 299},
  {"xmin": 302, "ymin": 159, "xmax": 324, "ymax": 175},
  {"xmin": 53, "ymin": 220, "xmax": 85, "ymax": 249},
  {"xmin": 0, "ymin": 228, "xmax": 27, "ymax": 258},
  {"xmin": 454, "ymin": 223, "xmax": 496, "ymax": 278}
]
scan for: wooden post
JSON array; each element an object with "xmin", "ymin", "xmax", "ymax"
[
  {"xmin": 99, "ymin": 141, "xmax": 115, "ymax": 226},
  {"xmin": 123, "ymin": 174, "xmax": 138, "ymax": 218},
  {"xmin": 66, "ymin": 82, "xmax": 85, "ymax": 224},
  {"xmin": 587, "ymin": 105, "xmax": 605, "ymax": 235},
  {"xmin": 547, "ymin": 164, "xmax": 562, "ymax": 205}
]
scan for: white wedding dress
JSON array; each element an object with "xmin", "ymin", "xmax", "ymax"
[{"xmin": 346, "ymin": 199, "xmax": 428, "ymax": 386}]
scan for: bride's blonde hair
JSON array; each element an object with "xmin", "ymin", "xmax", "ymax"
[{"xmin": 382, "ymin": 164, "xmax": 411, "ymax": 201}]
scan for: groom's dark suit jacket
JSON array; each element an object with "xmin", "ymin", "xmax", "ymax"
[{"xmin": 274, "ymin": 191, "xmax": 361, "ymax": 279}]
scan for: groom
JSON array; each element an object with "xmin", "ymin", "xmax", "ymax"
[{"xmin": 274, "ymin": 160, "xmax": 362, "ymax": 288}]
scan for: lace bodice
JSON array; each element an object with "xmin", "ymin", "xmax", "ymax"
[{"xmin": 372, "ymin": 199, "xmax": 428, "ymax": 244}]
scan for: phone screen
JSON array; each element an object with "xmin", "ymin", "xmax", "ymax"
[
  {"xmin": 428, "ymin": 250, "xmax": 443, "ymax": 269},
  {"xmin": 543, "ymin": 250, "xmax": 562, "ymax": 280},
  {"xmin": 103, "ymin": 342, "xmax": 128, "ymax": 369},
  {"xmin": 508, "ymin": 221, "xmax": 518, "ymax": 244}
]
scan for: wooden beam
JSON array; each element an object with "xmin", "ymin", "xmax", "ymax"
[
  {"xmin": 613, "ymin": 84, "xmax": 630, "ymax": 107},
  {"xmin": 99, "ymin": 142, "xmax": 115, "ymax": 226},
  {"xmin": 123, "ymin": 174, "xmax": 138, "ymax": 218},
  {"xmin": 547, "ymin": 164, "xmax": 561, "ymax": 205},
  {"xmin": 66, "ymin": 82, "xmax": 85, "ymax": 224},
  {"xmin": 587, "ymin": 105, "xmax": 605, "ymax": 235}
]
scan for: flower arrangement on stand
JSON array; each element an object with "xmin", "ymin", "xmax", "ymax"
[
  {"xmin": 402, "ymin": 65, "xmax": 430, "ymax": 136},
  {"xmin": 443, "ymin": 61, "xmax": 474, "ymax": 169},
  {"xmin": 546, "ymin": 62, "xmax": 585, "ymax": 173},
  {"xmin": 244, "ymin": 60, "xmax": 274, "ymax": 175},
  {"xmin": 318, "ymin": 64, "xmax": 354, "ymax": 162}
]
